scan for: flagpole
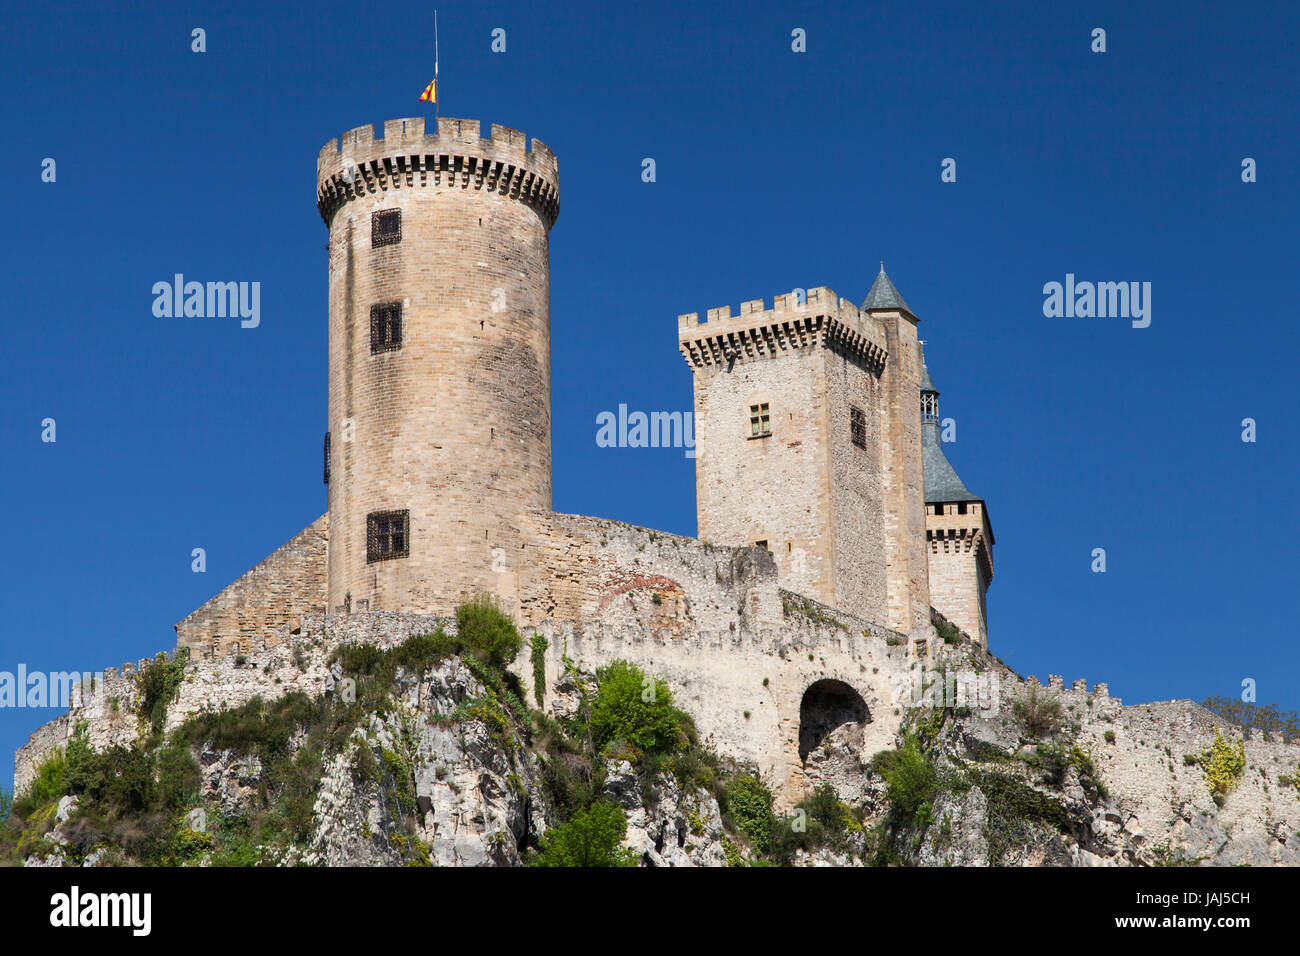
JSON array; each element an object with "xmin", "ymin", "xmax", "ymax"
[{"xmin": 434, "ymin": 10, "xmax": 440, "ymax": 120}]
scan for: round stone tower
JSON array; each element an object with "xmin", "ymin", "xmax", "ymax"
[{"xmin": 316, "ymin": 117, "xmax": 560, "ymax": 615}]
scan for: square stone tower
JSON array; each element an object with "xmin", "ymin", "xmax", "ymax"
[
  {"xmin": 679, "ymin": 267, "xmax": 936, "ymax": 637},
  {"xmin": 678, "ymin": 286, "xmax": 890, "ymax": 623}
]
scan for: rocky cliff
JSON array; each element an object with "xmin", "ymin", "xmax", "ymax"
[{"xmin": 6, "ymin": 603, "xmax": 1299, "ymax": 867}]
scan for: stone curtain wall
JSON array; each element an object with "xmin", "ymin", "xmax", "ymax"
[
  {"xmin": 516, "ymin": 511, "xmax": 784, "ymax": 635},
  {"xmin": 174, "ymin": 514, "xmax": 328, "ymax": 654},
  {"xmin": 529, "ymin": 613, "xmax": 917, "ymax": 808}
]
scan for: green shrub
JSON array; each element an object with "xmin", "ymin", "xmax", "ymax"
[
  {"xmin": 155, "ymin": 739, "xmax": 202, "ymax": 811},
  {"xmin": 876, "ymin": 735, "xmax": 938, "ymax": 825},
  {"xmin": 531, "ymin": 800, "xmax": 637, "ymax": 867},
  {"xmin": 768, "ymin": 784, "xmax": 862, "ymax": 864},
  {"xmin": 530, "ymin": 633, "xmax": 549, "ymax": 706},
  {"xmin": 456, "ymin": 594, "xmax": 522, "ymax": 668},
  {"xmin": 1012, "ymin": 684, "xmax": 1062, "ymax": 739},
  {"xmin": 137, "ymin": 650, "xmax": 189, "ymax": 736},
  {"xmin": 1199, "ymin": 727, "xmax": 1246, "ymax": 806},
  {"xmin": 723, "ymin": 774, "xmax": 774, "ymax": 852},
  {"xmin": 12, "ymin": 748, "xmax": 68, "ymax": 818},
  {"xmin": 934, "ymin": 618, "xmax": 962, "ymax": 645},
  {"xmin": 590, "ymin": 660, "xmax": 687, "ymax": 758}
]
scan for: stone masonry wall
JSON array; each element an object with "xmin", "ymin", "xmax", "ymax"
[
  {"xmin": 826, "ymin": 346, "xmax": 888, "ymax": 622},
  {"xmin": 925, "ymin": 502, "xmax": 993, "ymax": 646},
  {"xmin": 516, "ymin": 510, "xmax": 784, "ymax": 635},
  {"xmin": 174, "ymin": 514, "xmax": 328, "ymax": 654},
  {"xmin": 926, "ymin": 545, "xmax": 984, "ymax": 647},
  {"xmin": 690, "ymin": 346, "xmax": 834, "ymax": 605},
  {"xmin": 878, "ymin": 313, "xmax": 931, "ymax": 635}
]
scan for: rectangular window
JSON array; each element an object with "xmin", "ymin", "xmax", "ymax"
[
  {"xmin": 755, "ymin": 540, "xmax": 769, "ymax": 551},
  {"xmin": 372, "ymin": 209, "xmax": 401, "ymax": 247},
  {"xmin": 367, "ymin": 510, "xmax": 410, "ymax": 562},
  {"xmin": 850, "ymin": 405, "xmax": 866, "ymax": 448},
  {"xmin": 370, "ymin": 302, "xmax": 402, "ymax": 353},
  {"xmin": 749, "ymin": 403, "xmax": 771, "ymax": 437}
]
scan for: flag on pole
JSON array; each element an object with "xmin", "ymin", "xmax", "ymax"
[{"xmin": 419, "ymin": 78, "xmax": 436, "ymax": 103}]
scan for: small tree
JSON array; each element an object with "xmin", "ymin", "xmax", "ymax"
[
  {"xmin": 531, "ymin": 800, "xmax": 637, "ymax": 867},
  {"xmin": 590, "ymin": 659, "xmax": 686, "ymax": 757}
]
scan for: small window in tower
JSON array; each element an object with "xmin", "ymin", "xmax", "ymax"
[
  {"xmin": 933, "ymin": 503, "xmax": 944, "ymax": 516},
  {"xmin": 367, "ymin": 510, "xmax": 410, "ymax": 563},
  {"xmin": 755, "ymin": 540, "xmax": 769, "ymax": 551},
  {"xmin": 957, "ymin": 502, "xmax": 968, "ymax": 515},
  {"xmin": 850, "ymin": 405, "xmax": 866, "ymax": 448},
  {"xmin": 372, "ymin": 209, "xmax": 401, "ymax": 247},
  {"xmin": 749, "ymin": 403, "xmax": 771, "ymax": 437},
  {"xmin": 370, "ymin": 302, "xmax": 403, "ymax": 353}
]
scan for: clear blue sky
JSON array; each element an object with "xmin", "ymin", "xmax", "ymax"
[{"xmin": 3, "ymin": 0, "xmax": 1297, "ymax": 785}]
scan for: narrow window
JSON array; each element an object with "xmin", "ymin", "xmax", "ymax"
[
  {"xmin": 850, "ymin": 405, "xmax": 866, "ymax": 448},
  {"xmin": 370, "ymin": 302, "xmax": 402, "ymax": 353},
  {"xmin": 372, "ymin": 209, "xmax": 401, "ymax": 247},
  {"xmin": 749, "ymin": 403, "xmax": 771, "ymax": 437},
  {"xmin": 367, "ymin": 510, "xmax": 410, "ymax": 562}
]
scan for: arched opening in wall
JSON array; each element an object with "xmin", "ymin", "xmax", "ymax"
[{"xmin": 798, "ymin": 679, "xmax": 869, "ymax": 763}]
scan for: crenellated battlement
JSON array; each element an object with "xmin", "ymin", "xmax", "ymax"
[
  {"xmin": 316, "ymin": 117, "xmax": 560, "ymax": 228},
  {"xmin": 677, "ymin": 286, "xmax": 887, "ymax": 372}
]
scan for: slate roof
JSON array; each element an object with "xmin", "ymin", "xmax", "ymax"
[
  {"xmin": 921, "ymin": 364, "xmax": 977, "ymax": 503},
  {"xmin": 923, "ymin": 422, "xmax": 978, "ymax": 503},
  {"xmin": 862, "ymin": 265, "xmax": 914, "ymax": 314}
]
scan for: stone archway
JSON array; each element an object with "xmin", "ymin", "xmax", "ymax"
[{"xmin": 798, "ymin": 679, "xmax": 869, "ymax": 763}]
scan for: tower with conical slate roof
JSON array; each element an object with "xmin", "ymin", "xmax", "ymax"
[
  {"xmin": 920, "ymin": 365, "xmax": 994, "ymax": 646},
  {"xmin": 861, "ymin": 264, "xmax": 934, "ymax": 638}
]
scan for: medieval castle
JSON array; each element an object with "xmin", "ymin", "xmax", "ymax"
[
  {"xmin": 19, "ymin": 118, "xmax": 1300, "ymax": 868},
  {"xmin": 16, "ymin": 117, "xmax": 1001, "ymax": 805},
  {"xmin": 175, "ymin": 114, "xmax": 994, "ymax": 652}
]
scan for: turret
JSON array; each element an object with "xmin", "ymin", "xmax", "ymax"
[{"xmin": 921, "ymin": 365, "xmax": 994, "ymax": 646}]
